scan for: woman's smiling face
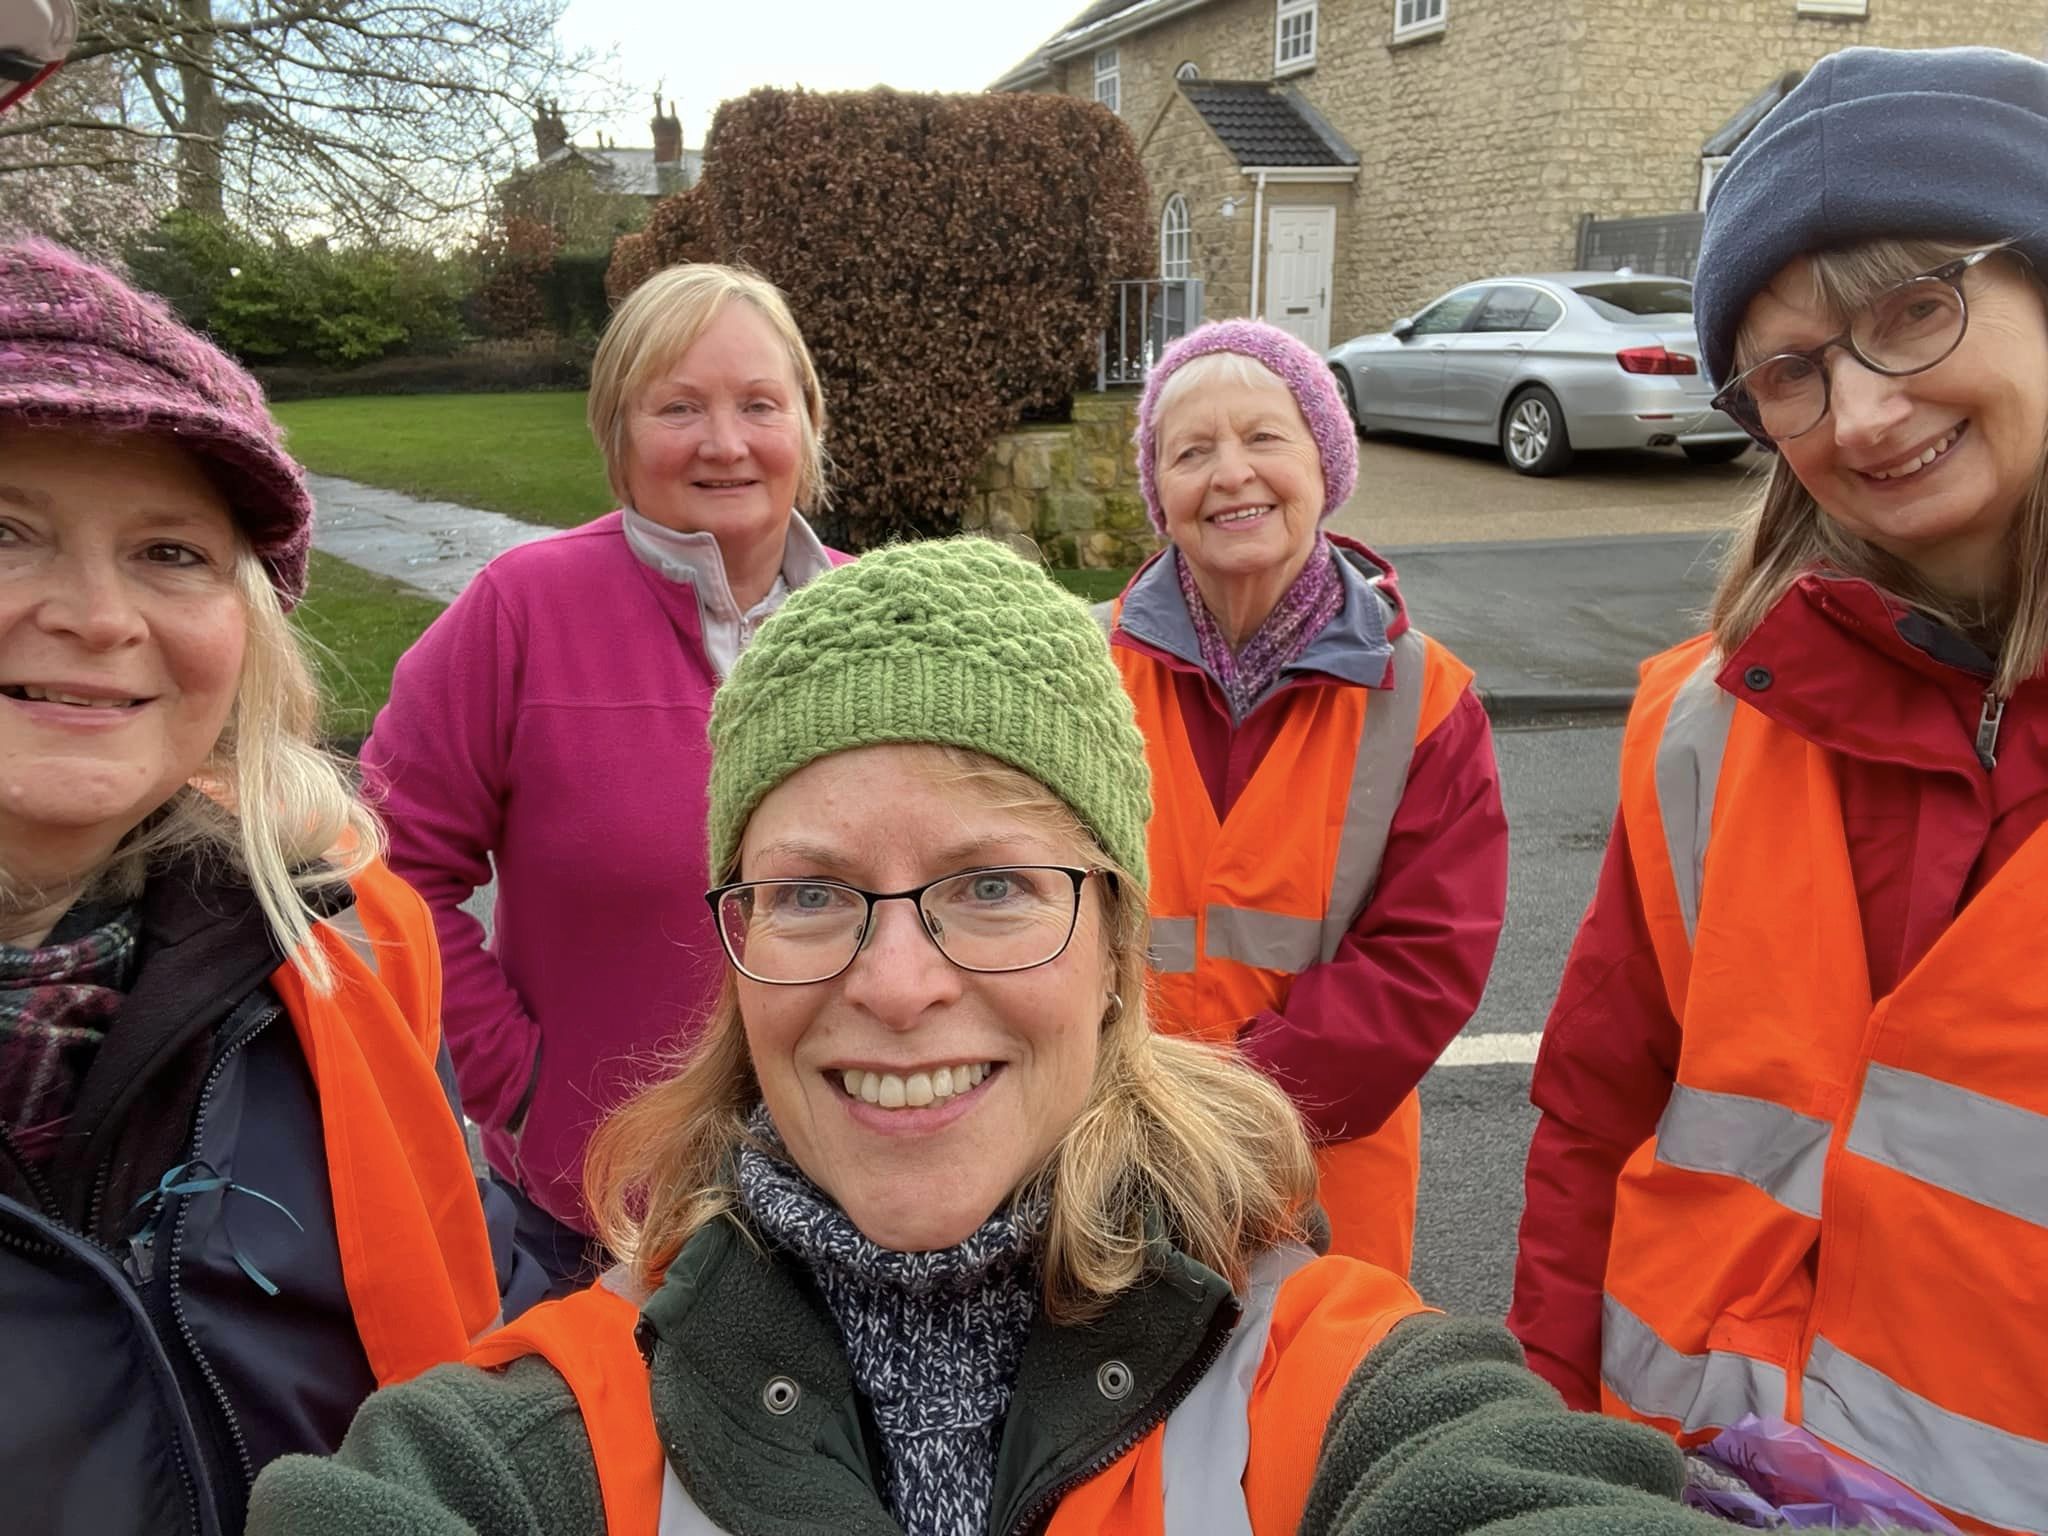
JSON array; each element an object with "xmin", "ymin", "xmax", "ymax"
[{"xmin": 733, "ymin": 743, "xmax": 1113, "ymax": 1253}]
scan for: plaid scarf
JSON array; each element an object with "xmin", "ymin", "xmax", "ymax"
[
  {"xmin": 0, "ymin": 905, "xmax": 140, "ymax": 1169},
  {"xmin": 1176, "ymin": 536, "xmax": 1346, "ymax": 721},
  {"xmin": 736, "ymin": 1110, "xmax": 1045, "ymax": 1536}
]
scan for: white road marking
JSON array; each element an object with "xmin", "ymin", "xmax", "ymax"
[{"xmin": 1437, "ymin": 1031, "xmax": 1543, "ymax": 1068}]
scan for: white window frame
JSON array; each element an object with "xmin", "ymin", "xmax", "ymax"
[
  {"xmin": 1094, "ymin": 47, "xmax": 1121, "ymax": 115},
  {"xmin": 1276, "ymin": 0, "xmax": 1317, "ymax": 73},
  {"xmin": 1697, "ymin": 155, "xmax": 1729, "ymax": 211},
  {"xmin": 1176, "ymin": 60, "xmax": 1201, "ymax": 81},
  {"xmin": 1796, "ymin": 0, "xmax": 1867, "ymax": 14},
  {"xmin": 1160, "ymin": 194, "xmax": 1192, "ymax": 281},
  {"xmin": 1393, "ymin": 0, "xmax": 1446, "ymax": 42}
]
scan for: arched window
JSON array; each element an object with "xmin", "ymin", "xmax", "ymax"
[
  {"xmin": 1176, "ymin": 61, "xmax": 1201, "ymax": 80},
  {"xmin": 1160, "ymin": 194, "xmax": 1192, "ymax": 281}
]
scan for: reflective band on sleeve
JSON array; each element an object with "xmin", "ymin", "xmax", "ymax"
[
  {"xmin": 1654, "ymin": 1083, "xmax": 1829, "ymax": 1220},
  {"xmin": 1149, "ymin": 916, "xmax": 1199, "ymax": 975},
  {"xmin": 1318, "ymin": 625, "xmax": 1427, "ymax": 964},
  {"xmin": 1160, "ymin": 1243, "xmax": 1317, "ymax": 1535},
  {"xmin": 1600, "ymin": 1293, "xmax": 1785, "ymax": 1433},
  {"xmin": 1652, "ymin": 657, "xmax": 1735, "ymax": 947},
  {"xmin": 1204, "ymin": 905, "xmax": 1321, "ymax": 974},
  {"xmin": 1804, "ymin": 1334, "xmax": 2048, "ymax": 1532},
  {"xmin": 321, "ymin": 906, "xmax": 381, "ymax": 977},
  {"xmin": 1847, "ymin": 1064, "xmax": 2048, "ymax": 1229},
  {"xmin": 658, "ymin": 1464, "xmax": 730, "ymax": 1535}
]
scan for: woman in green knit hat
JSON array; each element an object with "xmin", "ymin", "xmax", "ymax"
[{"xmin": 250, "ymin": 538, "xmax": 1724, "ymax": 1536}]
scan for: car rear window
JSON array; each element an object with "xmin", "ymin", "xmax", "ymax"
[{"xmin": 1572, "ymin": 280, "xmax": 1695, "ymax": 322}]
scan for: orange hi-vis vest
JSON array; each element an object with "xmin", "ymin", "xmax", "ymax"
[
  {"xmin": 1603, "ymin": 636, "xmax": 2048, "ymax": 1535},
  {"xmin": 1115, "ymin": 619, "xmax": 1472, "ymax": 1274},
  {"xmin": 470, "ymin": 1246, "xmax": 1427, "ymax": 1536},
  {"xmin": 271, "ymin": 856, "xmax": 503, "ymax": 1383}
]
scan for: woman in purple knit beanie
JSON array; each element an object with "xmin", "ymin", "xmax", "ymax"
[
  {"xmin": 0, "ymin": 238, "xmax": 525, "ymax": 1536},
  {"xmin": 1106, "ymin": 317, "xmax": 1506, "ymax": 1276}
]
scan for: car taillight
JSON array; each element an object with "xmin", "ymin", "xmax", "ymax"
[{"xmin": 1616, "ymin": 346, "xmax": 1698, "ymax": 375}]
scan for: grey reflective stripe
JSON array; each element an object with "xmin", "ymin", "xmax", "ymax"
[
  {"xmin": 598, "ymin": 1262, "xmax": 652, "ymax": 1307},
  {"xmin": 1159, "ymin": 1242, "xmax": 1318, "ymax": 1535},
  {"xmin": 651, "ymin": 1247, "xmax": 1319, "ymax": 1536},
  {"xmin": 1652, "ymin": 655, "xmax": 1735, "ymax": 946},
  {"xmin": 1599, "ymin": 1293, "xmax": 1786, "ymax": 1433},
  {"xmin": 1150, "ymin": 916, "xmax": 1199, "ymax": 974},
  {"xmin": 320, "ymin": 907, "xmax": 381, "ymax": 977},
  {"xmin": 1320, "ymin": 624, "xmax": 1428, "ymax": 963},
  {"xmin": 1805, "ymin": 1335, "xmax": 2048, "ymax": 1531},
  {"xmin": 1203, "ymin": 904, "xmax": 1321, "ymax": 972},
  {"xmin": 1848, "ymin": 1064, "xmax": 2048, "ymax": 1229},
  {"xmin": 658, "ymin": 1464, "xmax": 729, "ymax": 1535},
  {"xmin": 1654, "ymin": 1083, "xmax": 1828, "ymax": 1219}
]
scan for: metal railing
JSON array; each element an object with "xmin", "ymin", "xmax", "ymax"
[{"xmin": 1097, "ymin": 278, "xmax": 1204, "ymax": 388}]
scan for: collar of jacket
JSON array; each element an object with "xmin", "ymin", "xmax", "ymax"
[
  {"xmin": 1113, "ymin": 534, "xmax": 1403, "ymax": 696},
  {"xmin": 637, "ymin": 1212, "xmax": 1240, "ymax": 1536},
  {"xmin": 1720, "ymin": 567, "xmax": 2046, "ymax": 778}
]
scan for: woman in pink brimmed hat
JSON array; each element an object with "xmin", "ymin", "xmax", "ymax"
[
  {"xmin": 1107, "ymin": 318, "xmax": 1507, "ymax": 1275},
  {"xmin": 0, "ymin": 238, "xmax": 527, "ymax": 1535}
]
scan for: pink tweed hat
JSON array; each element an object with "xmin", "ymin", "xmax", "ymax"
[
  {"xmin": 0, "ymin": 238, "xmax": 315, "ymax": 606},
  {"xmin": 1135, "ymin": 318, "xmax": 1358, "ymax": 537}
]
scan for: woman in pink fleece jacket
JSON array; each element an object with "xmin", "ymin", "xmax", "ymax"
[{"xmin": 363, "ymin": 265, "xmax": 847, "ymax": 1300}]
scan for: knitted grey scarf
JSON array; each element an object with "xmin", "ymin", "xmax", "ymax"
[{"xmin": 735, "ymin": 1111, "xmax": 1045, "ymax": 1536}]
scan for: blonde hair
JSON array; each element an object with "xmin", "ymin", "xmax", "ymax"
[
  {"xmin": 114, "ymin": 551, "xmax": 384, "ymax": 992},
  {"xmin": 1712, "ymin": 239, "xmax": 2048, "ymax": 695},
  {"xmin": 586, "ymin": 263, "xmax": 830, "ymax": 514},
  {"xmin": 585, "ymin": 748, "xmax": 1318, "ymax": 1322}
]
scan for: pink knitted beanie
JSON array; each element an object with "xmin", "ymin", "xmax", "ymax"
[
  {"xmin": 1135, "ymin": 318, "xmax": 1358, "ymax": 537},
  {"xmin": 0, "ymin": 239, "xmax": 314, "ymax": 606}
]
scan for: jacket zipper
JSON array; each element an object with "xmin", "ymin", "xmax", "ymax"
[
  {"xmin": 1001, "ymin": 1295, "xmax": 1241, "ymax": 1536},
  {"xmin": 1974, "ymin": 688, "xmax": 2005, "ymax": 771},
  {"xmin": 161, "ymin": 999, "xmax": 284, "ymax": 1500},
  {"xmin": 0, "ymin": 1190, "xmax": 211, "ymax": 1531}
]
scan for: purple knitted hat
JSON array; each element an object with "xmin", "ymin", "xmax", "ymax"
[
  {"xmin": 1135, "ymin": 318, "xmax": 1357, "ymax": 537},
  {"xmin": 0, "ymin": 239, "xmax": 314, "ymax": 607}
]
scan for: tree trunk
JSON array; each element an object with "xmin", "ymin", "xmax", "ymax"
[{"xmin": 173, "ymin": 0, "xmax": 224, "ymax": 217}]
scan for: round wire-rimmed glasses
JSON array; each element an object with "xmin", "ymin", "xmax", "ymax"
[
  {"xmin": 1710, "ymin": 248, "xmax": 1997, "ymax": 447},
  {"xmin": 705, "ymin": 864, "xmax": 1110, "ymax": 985}
]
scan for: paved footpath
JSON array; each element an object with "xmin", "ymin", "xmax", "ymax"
[{"xmin": 308, "ymin": 474, "xmax": 552, "ymax": 603}]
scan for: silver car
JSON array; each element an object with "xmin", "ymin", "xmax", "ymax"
[{"xmin": 1325, "ymin": 272, "xmax": 1752, "ymax": 476}]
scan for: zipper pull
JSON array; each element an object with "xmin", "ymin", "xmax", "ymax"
[
  {"xmin": 1975, "ymin": 689, "xmax": 2006, "ymax": 772},
  {"xmin": 127, "ymin": 1228, "xmax": 156, "ymax": 1285}
]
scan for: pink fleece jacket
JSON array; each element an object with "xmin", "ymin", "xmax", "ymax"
[{"xmin": 362, "ymin": 513, "xmax": 846, "ymax": 1230}]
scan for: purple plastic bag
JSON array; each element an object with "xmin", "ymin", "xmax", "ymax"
[{"xmin": 1680, "ymin": 1416, "xmax": 1959, "ymax": 1531}]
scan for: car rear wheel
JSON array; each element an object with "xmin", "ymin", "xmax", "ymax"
[
  {"xmin": 1682, "ymin": 442, "xmax": 1749, "ymax": 465},
  {"xmin": 1330, "ymin": 365, "xmax": 1363, "ymax": 431},
  {"xmin": 1502, "ymin": 386, "xmax": 1573, "ymax": 476}
]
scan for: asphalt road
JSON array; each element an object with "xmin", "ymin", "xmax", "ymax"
[{"xmin": 1409, "ymin": 719, "xmax": 1624, "ymax": 1321}]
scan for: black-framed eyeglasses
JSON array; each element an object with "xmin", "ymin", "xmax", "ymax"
[
  {"xmin": 1711, "ymin": 248, "xmax": 1999, "ymax": 448},
  {"xmin": 705, "ymin": 865, "xmax": 1110, "ymax": 985}
]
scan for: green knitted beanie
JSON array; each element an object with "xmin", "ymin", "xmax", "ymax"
[{"xmin": 708, "ymin": 538, "xmax": 1152, "ymax": 889}]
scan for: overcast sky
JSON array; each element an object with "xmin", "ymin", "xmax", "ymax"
[{"xmin": 555, "ymin": 2, "xmax": 1088, "ymax": 153}]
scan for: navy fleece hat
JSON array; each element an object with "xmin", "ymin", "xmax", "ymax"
[{"xmin": 1694, "ymin": 46, "xmax": 2048, "ymax": 388}]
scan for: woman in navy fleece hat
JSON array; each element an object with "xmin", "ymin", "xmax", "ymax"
[{"xmin": 1511, "ymin": 46, "xmax": 2048, "ymax": 1531}]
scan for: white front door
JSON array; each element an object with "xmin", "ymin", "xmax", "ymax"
[{"xmin": 1264, "ymin": 205, "xmax": 1335, "ymax": 352}]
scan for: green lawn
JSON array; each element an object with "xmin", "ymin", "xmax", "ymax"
[
  {"xmin": 274, "ymin": 392, "xmax": 613, "ymax": 530},
  {"xmin": 292, "ymin": 551, "xmax": 446, "ymax": 740},
  {"xmin": 1050, "ymin": 566, "xmax": 1136, "ymax": 602}
]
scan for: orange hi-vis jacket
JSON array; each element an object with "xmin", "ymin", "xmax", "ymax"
[
  {"xmin": 275, "ymin": 856, "xmax": 504, "ymax": 1382},
  {"xmin": 1115, "ymin": 619, "xmax": 1473, "ymax": 1274},
  {"xmin": 1602, "ymin": 636, "xmax": 2048, "ymax": 1535},
  {"xmin": 470, "ymin": 1243, "xmax": 1427, "ymax": 1536}
]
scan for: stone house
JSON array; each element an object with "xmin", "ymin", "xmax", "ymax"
[
  {"xmin": 995, "ymin": 0, "xmax": 2048, "ymax": 349},
  {"xmin": 501, "ymin": 96, "xmax": 703, "ymax": 248}
]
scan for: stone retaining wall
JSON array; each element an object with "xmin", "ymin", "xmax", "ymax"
[{"xmin": 966, "ymin": 390, "xmax": 1161, "ymax": 569}]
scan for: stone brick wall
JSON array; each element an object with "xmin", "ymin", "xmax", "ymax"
[
  {"xmin": 1024, "ymin": 0, "xmax": 2048, "ymax": 341},
  {"xmin": 966, "ymin": 391, "xmax": 1161, "ymax": 568}
]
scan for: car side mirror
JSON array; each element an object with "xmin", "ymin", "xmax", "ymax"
[{"xmin": 1389, "ymin": 318, "xmax": 1415, "ymax": 341}]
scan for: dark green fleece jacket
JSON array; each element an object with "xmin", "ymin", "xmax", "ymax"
[{"xmin": 248, "ymin": 1220, "xmax": 1728, "ymax": 1536}]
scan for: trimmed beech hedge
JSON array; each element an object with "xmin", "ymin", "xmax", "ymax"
[
  {"xmin": 608, "ymin": 87, "xmax": 1151, "ymax": 548},
  {"xmin": 256, "ymin": 338, "xmax": 593, "ymax": 400}
]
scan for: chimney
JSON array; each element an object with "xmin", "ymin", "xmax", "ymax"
[
  {"xmin": 652, "ymin": 94, "xmax": 682, "ymax": 166},
  {"xmin": 533, "ymin": 97, "xmax": 568, "ymax": 160}
]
